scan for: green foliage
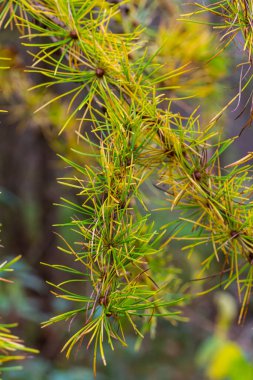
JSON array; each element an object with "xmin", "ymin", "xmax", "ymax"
[
  {"xmin": 1, "ymin": 0, "xmax": 253, "ymax": 375},
  {"xmin": 0, "ymin": 256, "xmax": 38, "ymax": 377},
  {"xmin": 185, "ymin": 1, "xmax": 253, "ymax": 59},
  {"xmin": 183, "ymin": 0, "xmax": 253, "ymax": 119}
]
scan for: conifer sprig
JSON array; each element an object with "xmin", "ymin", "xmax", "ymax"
[
  {"xmin": 2, "ymin": 0, "xmax": 253, "ymax": 373},
  {"xmin": 183, "ymin": 1, "xmax": 253, "ymax": 115},
  {"xmin": 187, "ymin": 1, "xmax": 253, "ymax": 59},
  {"xmin": 0, "ymin": 257, "xmax": 39, "ymax": 377}
]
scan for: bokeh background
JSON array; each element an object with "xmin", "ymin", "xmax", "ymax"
[{"xmin": 1, "ymin": 0, "xmax": 253, "ymax": 379}]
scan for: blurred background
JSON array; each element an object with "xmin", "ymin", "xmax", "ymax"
[{"xmin": 1, "ymin": 0, "xmax": 253, "ymax": 379}]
